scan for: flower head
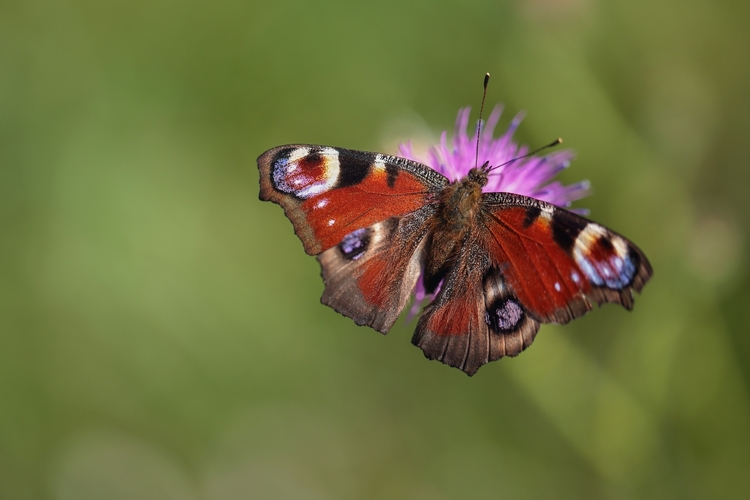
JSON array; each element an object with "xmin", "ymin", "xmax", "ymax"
[{"xmin": 398, "ymin": 106, "xmax": 591, "ymax": 315}]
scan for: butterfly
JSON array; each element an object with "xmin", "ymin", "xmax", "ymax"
[{"xmin": 257, "ymin": 143, "xmax": 652, "ymax": 375}]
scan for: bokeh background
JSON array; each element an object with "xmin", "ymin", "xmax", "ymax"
[{"xmin": 3, "ymin": 0, "xmax": 750, "ymax": 498}]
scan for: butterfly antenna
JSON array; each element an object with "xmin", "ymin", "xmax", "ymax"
[
  {"xmin": 488, "ymin": 137, "xmax": 563, "ymax": 173},
  {"xmin": 475, "ymin": 73, "xmax": 490, "ymax": 170}
]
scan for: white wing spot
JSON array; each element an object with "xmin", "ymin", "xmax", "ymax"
[
  {"xmin": 315, "ymin": 198, "xmax": 329, "ymax": 209},
  {"xmin": 327, "ymin": 219, "xmax": 335, "ymax": 226},
  {"xmin": 554, "ymin": 282, "xmax": 561, "ymax": 292},
  {"xmin": 540, "ymin": 205, "xmax": 554, "ymax": 222},
  {"xmin": 373, "ymin": 154, "xmax": 386, "ymax": 172},
  {"xmin": 287, "ymin": 147, "xmax": 311, "ymax": 164}
]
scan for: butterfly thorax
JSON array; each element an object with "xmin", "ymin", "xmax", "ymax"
[
  {"xmin": 423, "ymin": 167, "xmax": 489, "ymax": 292},
  {"xmin": 439, "ymin": 167, "xmax": 487, "ymax": 230}
]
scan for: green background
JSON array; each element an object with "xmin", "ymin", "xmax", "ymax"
[{"xmin": 3, "ymin": 0, "xmax": 750, "ymax": 498}]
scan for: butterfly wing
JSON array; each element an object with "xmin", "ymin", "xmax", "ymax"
[
  {"xmin": 258, "ymin": 145, "xmax": 449, "ymax": 332},
  {"xmin": 413, "ymin": 236, "xmax": 541, "ymax": 376},
  {"xmin": 258, "ymin": 145, "xmax": 448, "ymax": 255},
  {"xmin": 479, "ymin": 192, "xmax": 652, "ymax": 324},
  {"xmin": 318, "ymin": 206, "xmax": 436, "ymax": 332},
  {"xmin": 414, "ymin": 192, "xmax": 652, "ymax": 376},
  {"xmin": 260, "ymin": 145, "xmax": 652, "ymax": 373}
]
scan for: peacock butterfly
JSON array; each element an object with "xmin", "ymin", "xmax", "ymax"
[{"xmin": 257, "ymin": 110, "xmax": 652, "ymax": 376}]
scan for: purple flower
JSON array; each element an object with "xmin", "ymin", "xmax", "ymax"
[{"xmin": 398, "ymin": 106, "xmax": 591, "ymax": 316}]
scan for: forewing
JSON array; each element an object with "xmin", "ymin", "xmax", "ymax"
[
  {"xmin": 258, "ymin": 145, "xmax": 448, "ymax": 255},
  {"xmin": 480, "ymin": 192, "xmax": 652, "ymax": 324}
]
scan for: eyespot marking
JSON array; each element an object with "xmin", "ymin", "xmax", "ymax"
[
  {"xmin": 573, "ymin": 224, "xmax": 636, "ymax": 290},
  {"xmin": 338, "ymin": 228, "xmax": 371, "ymax": 261},
  {"xmin": 271, "ymin": 147, "xmax": 340, "ymax": 199},
  {"xmin": 485, "ymin": 297, "xmax": 524, "ymax": 333}
]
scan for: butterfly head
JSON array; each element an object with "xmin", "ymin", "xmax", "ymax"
[
  {"xmin": 441, "ymin": 163, "xmax": 490, "ymax": 228},
  {"xmin": 465, "ymin": 162, "xmax": 491, "ymax": 189}
]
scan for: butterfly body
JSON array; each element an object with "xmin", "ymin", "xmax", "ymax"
[
  {"xmin": 258, "ymin": 144, "xmax": 651, "ymax": 375},
  {"xmin": 424, "ymin": 167, "xmax": 488, "ymax": 291}
]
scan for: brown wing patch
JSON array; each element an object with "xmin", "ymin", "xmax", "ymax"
[{"xmin": 318, "ymin": 206, "xmax": 435, "ymax": 333}]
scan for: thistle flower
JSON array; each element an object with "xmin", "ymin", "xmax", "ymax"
[{"xmin": 398, "ymin": 106, "xmax": 591, "ymax": 315}]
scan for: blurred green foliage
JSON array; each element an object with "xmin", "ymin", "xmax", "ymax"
[{"xmin": 2, "ymin": 0, "xmax": 750, "ymax": 498}]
